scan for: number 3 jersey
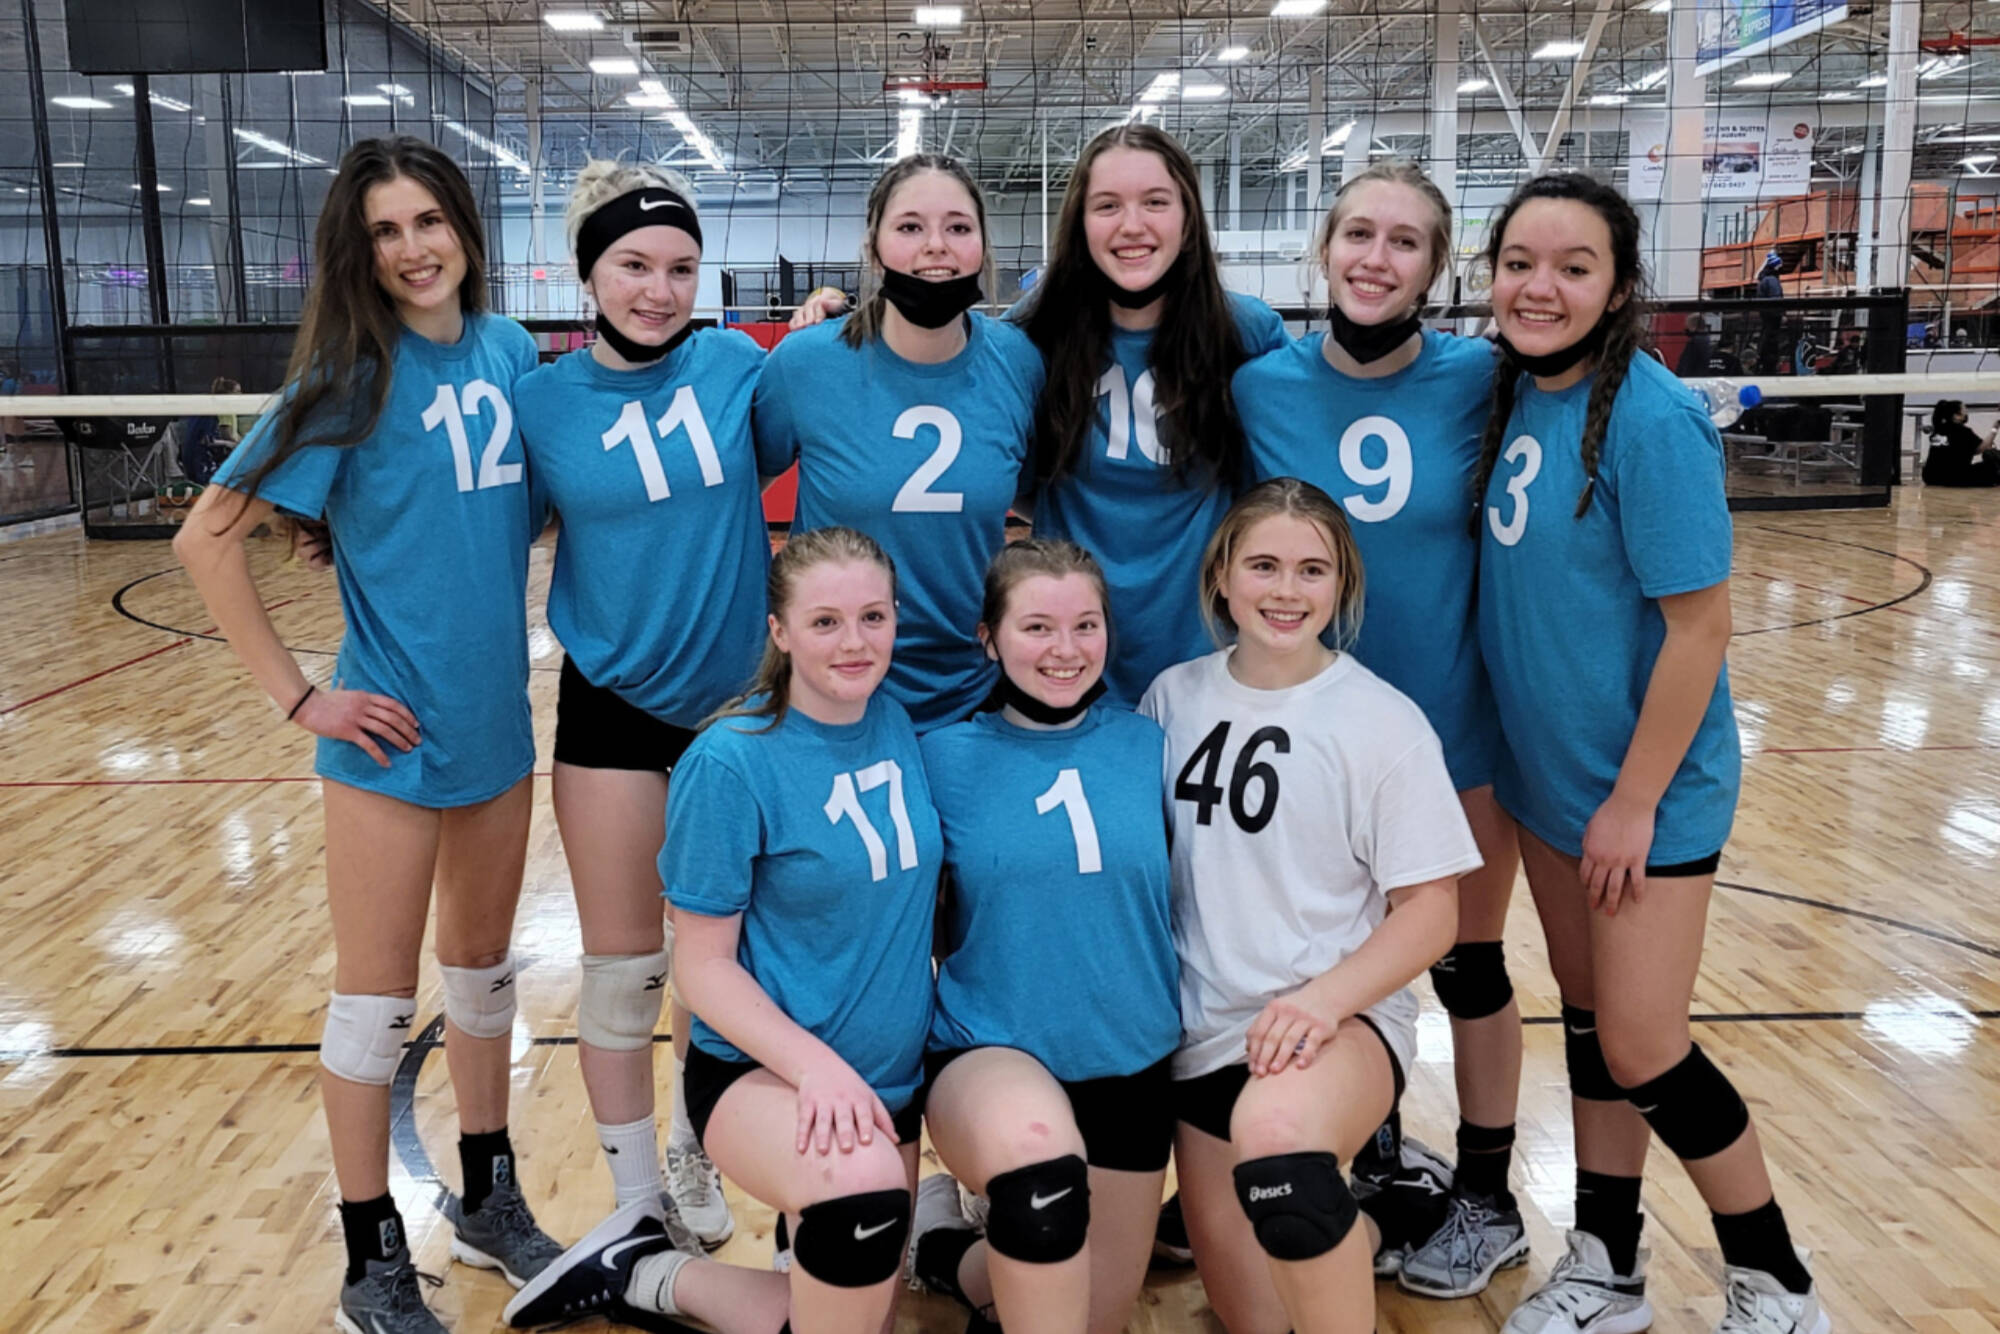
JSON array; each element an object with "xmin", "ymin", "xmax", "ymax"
[
  {"xmin": 921, "ymin": 706, "xmax": 1180, "ymax": 1082},
  {"xmin": 661, "ymin": 692, "xmax": 942, "ymax": 1113},
  {"xmin": 1139, "ymin": 650, "xmax": 1481, "ymax": 1081},
  {"xmin": 1237, "ymin": 329, "xmax": 1501, "ymax": 791},
  {"xmin": 753, "ymin": 314, "xmax": 1044, "ymax": 731},
  {"xmin": 212, "ymin": 313, "xmax": 539, "ymax": 808},
  {"xmin": 515, "ymin": 330, "xmax": 770, "ymax": 727}
]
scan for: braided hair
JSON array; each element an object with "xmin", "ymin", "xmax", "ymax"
[{"xmin": 1472, "ymin": 174, "xmax": 1650, "ymax": 522}]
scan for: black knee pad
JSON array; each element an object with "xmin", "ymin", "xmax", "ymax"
[
  {"xmin": 1562, "ymin": 1004, "xmax": 1622, "ymax": 1102},
  {"xmin": 1232, "ymin": 1152, "xmax": 1358, "ymax": 1261},
  {"xmin": 1620, "ymin": 1043, "xmax": 1750, "ymax": 1162},
  {"xmin": 984, "ymin": 1153, "xmax": 1089, "ymax": 1264},
  {"xmin": 1430, "ymin": 942, "xmax": 1515, "ymax": 1020},
  {"xmin": 792, "ymin": 1188, "xmax": 912, "ymax": 1287}
]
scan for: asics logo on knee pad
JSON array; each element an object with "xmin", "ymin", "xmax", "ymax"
[
  {"xmin": 1030, "ymin": 1187, "xmax": 1073, "ymax": 1210},
  {"xmin": 1248, "ymin": 1183, "xmax": 1292, "ymax": 1202}
]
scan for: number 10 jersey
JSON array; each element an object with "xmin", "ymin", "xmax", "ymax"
[{"xmin": 1139, "ymin": 650, "xmax": 1481, "ymax": 1081}]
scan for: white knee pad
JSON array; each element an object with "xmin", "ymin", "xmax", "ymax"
[
  {"xmin": 321, "ymin": 992, "xmax": 417, "ymax": 1086},
  {"xmin": 578, "ymin": 950, "xmax": 669, "ymax": 1051},
  {"xmin": 440, "ymin": 953, "xmax": 518, "ymax": 1040}
]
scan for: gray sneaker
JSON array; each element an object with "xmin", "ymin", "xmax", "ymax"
[
  {"xmin": 446, "ymin": 1178, "xmax": 564, "ymax": 1288},
  {"xmin": 1501, "ymin": 1231, "xmax": 1653, "ymax": 1334},
  {"xmin": 335, "ymin": 1253, "xmax": 446, "ymax": 1334},
  {"xmin": 1398, "ymin": 1190, "xmax": 1532, "ymax": 1298}
]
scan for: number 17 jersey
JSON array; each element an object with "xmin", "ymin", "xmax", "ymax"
[{"xmin": 1139, "ymin": 650, "xmax": 1481, "ymax": 1081}]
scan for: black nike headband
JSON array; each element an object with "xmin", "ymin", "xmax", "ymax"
[{"xmin": 575, "ymin": 187, "xmax": 703, "ymax": 281}]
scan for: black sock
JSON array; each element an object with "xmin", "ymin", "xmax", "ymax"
[
  {"xmin": 1455, "ymin": 1120, "xmax": 1516, "ymax": 1202},
  {"xmin": 1575, "ymin": 1169, "xmax": 1644, "ymax": 1276},
  {"xmin": 459, "ymin": 1128, "xmax": 516, "ymax": 1213},
  {"xmin": 915, "ymin": 1225, "xmax": 981, "ymax": 1309},
  {"xmin": 1383, "ymin": 1106, "xmax": 1404, "ymax": 1157},
  {"xmin": 339, "ymin": 1193, "xmax": 406, "ymax": 1284},
  {"xmin": 1713, "ymin": 1198, "xmax": 1812, "ymax": 1293}
]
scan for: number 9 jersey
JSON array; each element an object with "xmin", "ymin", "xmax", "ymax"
[
  {"xmin": 1139, "ymin": 650, "xmax": 1481, "ymax": 1082},
  {"xmin": 211, "ymin": 313, "xmax": 539, "ymax": 808}
]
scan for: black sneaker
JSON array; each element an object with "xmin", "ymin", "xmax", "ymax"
[
  {"xmin": 1152, "ymin": 1191, "xmax": 1195, "ymax": 1267},
  {"xmin": 503, "ymin": 1199, "xmax": 678, "ymax": 1328},
  {"xmin": 1355, "ymin": 1135, "xmax": 1454, "ymax": 1278}
]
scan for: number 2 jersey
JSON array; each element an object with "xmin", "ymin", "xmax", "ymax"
[
  {"xmin": 661, "ymin": 692, "xmax": 942, "ymax": 1113},
  {"xmin": 1139, "ymin": 650, "xmax": 1481, "ymax": 1080},
  {"xmin": 753, "ymin": 314, "xmax": 1044, "ymax": 730},
  {"xmin": 515, "ymin": 330, "xmax": 770, "ymax": 727},
  {"xmin": 921, "ymin": 706, "xmax": 1180, "ymax": 1082},
  {"xmin": 212, "ymin": 313, "xmax": 539, "ymax": 808}
]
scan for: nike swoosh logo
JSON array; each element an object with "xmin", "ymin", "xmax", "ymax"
[
  {"xmin": 853, "ymin": 1219, "xmax": 898, "ymax": 1240},
  {"xmin": 1566, "ymin": 1024, "xmax": 1596, "ymax": 1035},
  {"xmin": 370, "ymin": 1318, "xmax": 393, "ymax": 1334},
  {"xmin": 639, "ymin": 197, "xmax": 672, "ymax": 211},
  {"xmin": 1569, "ymin": 1299, "xmax": 1609, "ymax": 1324},
  {"xmin": 1634, "ymin": 1103, "xmax": 1659, "ymax": 1114},
  {"xmin": 601, "ymin": 1233, "xmax": 661, "ymax": 1268},
  {"xmin": 1030, "ymin": 1188, "xmax": 1073, "ymax": 1210}
]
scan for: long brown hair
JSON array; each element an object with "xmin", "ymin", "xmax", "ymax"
[
  {"xmin": 840, "ymin": 154, "xmax": 996, "ymax": 350},
  {"xmin": 707, "ymin": 527, "xmax": 899, "ymax": 731},
  {"xmin": 1198, "ymin": 477, "xmax": 1366, "ymax": 652},
  {"xmin": 235, "ymin": 136, "xmax": 487, "ymax": 504},
  {"xmin": 1017, "ymin": 124, "xmax": 1250, "ymax": 489},
  {"xmin": 1472, "ymin": 173, "xmax": 1649, "ymax": 521}
]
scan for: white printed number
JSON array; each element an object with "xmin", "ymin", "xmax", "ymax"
[
  {"xmin": 824, "ymin": 760, "xmax": 918, "ymax": 882},
  {"xmin": 422, "ymin": 380, "xmax": 520, "ymax": 493},
  {"xmin": 1097, "ymin": 366, "xmax": 1166, "ymax": 465},
  {"xmin": 1485, "ymin": 434, "xmax": 1543, "ymax": 547},
  {"xmin": 1034, "ymin": 767, "xmax": 1102, "ymax": 875},
  {"xmin": 892, "ymin": 405, "xmax": 963, "ymax": 513},
  {"xmin": 1336, "ymin": 415, "xmax": 1413, "ymax": 522},
  {"xmin": 600, "ymin": 386, "xmax": 726, "ymax": 502}
]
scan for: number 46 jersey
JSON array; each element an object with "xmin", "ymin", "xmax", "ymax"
[{"xmin": 1139, "ymin": 650, "xmax": 1481, "ymax": 1081}]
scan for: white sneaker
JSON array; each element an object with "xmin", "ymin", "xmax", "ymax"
[
  {"xmin": 907, "ymin": 1171, "xmax": 977, "ymax": 1293},
  {"xmin": 1501, "ymin": 1231, "xmax": 1654, "ymax": 1334},
  {"xmin": 664, "ymin": 1139, "xmax": 735, "ymax": 1249},
  {"xmin": 1715, "ymin": 1253, "xmax": 1830, "ymax": 1334}
]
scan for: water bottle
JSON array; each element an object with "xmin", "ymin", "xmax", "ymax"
[{"xmin": 1687, "ymin": 379, "xmax": 1762, "ymax": 429}]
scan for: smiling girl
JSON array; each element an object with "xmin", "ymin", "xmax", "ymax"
[
  {"xmin": 1476, "ymin": 173, "xmax": 1827, "ymax": 1334},
  {"xmin": 1140, "ymin": 478, "xmax": 1476, "ymax": 1334}
]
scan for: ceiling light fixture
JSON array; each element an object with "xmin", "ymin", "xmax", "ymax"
[
  {"xmin": 1216, "ymin": 45, "xmax": 1250, "ymax": 61},
  {"xmin": 912, "ymin": 6, "xmax": 962, "ymax": 26},
  {"xmin": 543, "ymin": 11, "xmax": 604, "ymax": 30},
  {"xmin": 589, "ymin": 57, "xmax": 640, "ymax": 76},
  {"xmin": 1533, "ymin": 40, "xmax": 1587, "ymax": 58}
]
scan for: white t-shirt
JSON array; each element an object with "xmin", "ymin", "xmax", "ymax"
[{"xmin": 1139, "ymin": 649, "xmax": 1482, "ymax": 1081}]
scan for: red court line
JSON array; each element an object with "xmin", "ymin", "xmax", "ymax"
[
  {"xmin": 1, "ymin": 596, "xmax": 303, "ymax": 720},
  {"xmin": 1742, "ymin": 568, "xmax": 1913, "ymax": 614}
]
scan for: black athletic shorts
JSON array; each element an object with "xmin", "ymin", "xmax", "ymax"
[
  {"xmin": 553, "ymin": 657, "xmax": 699, "ymax": 772},
  {"xmin": 1171, "ymin": 1015, "xmax": 1407, "ymax": 1144},
  {"xmin": 683, "ymin": 1043, "xmax": 923, "ymax": 1151},
  {"xmin": 1644, "ymin": 851, "xmax": 1722, "ymax": 877},
  {"xmin": 923, "ymin": 1048, "xmax": 1175, "ymax": 1173}
]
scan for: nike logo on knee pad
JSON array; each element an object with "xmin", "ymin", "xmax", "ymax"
[
  {"xmin": 853, "ymin": 1219, "xmax": 898, "ymax": 1240},
  {"xmin": 1030, "ymin": 1188, "xmax": 1073, "ymax": 1210}
]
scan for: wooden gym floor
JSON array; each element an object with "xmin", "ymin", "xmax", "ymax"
[{"xmin": 1, "ymin": 487, "xmax": 1996, "ymax": 1333}]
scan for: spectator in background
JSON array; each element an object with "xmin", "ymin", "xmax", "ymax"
[
  {"xmin": 1923, "ymin": 400, "xmax": 2000, "ymax": 487},
  {"xmin": 1677, "ymin": 314, "xmax": 1714, "ymax": 377},
  {"xmin": 1830, "ymin": 330, "xmax": 1863, "ymax": 377},
  {"xmin": 1953, "ymin": 326, "xmax": 1972, "ymax": 348},
  {"xmin": 178, "ymin": 375, "xmax": 242, "ymax": 485},
  {"xmin": 1756, "ymin": 252, "xmax": 1785, "ymax": 373}
]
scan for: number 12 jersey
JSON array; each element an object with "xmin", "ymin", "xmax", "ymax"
[{"xmin": 1139, "ymin": 650, "xmax": 1481, "ymax": 1081}]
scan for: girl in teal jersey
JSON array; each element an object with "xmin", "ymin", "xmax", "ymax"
[
  {"xmin": 513, "ymin": 160, "xmax": 769, "ymax": 1252},
  {"xmin": 176, "ymin": 137, "xmax": 556, "ymax": 1334},
  {"xmin": 1236, "ymin": 161, "xmax": 1527, "ymax": 1295},
  {"xmin": 1476, "ymin": 174, "xmax": 1828, "ymax": 1334}
]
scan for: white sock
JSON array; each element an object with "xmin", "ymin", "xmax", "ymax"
[
  {"xmin": 597, "ymin": 1115, "xmax": 664, "ymax": 1207},
  {"xmin": 627, "ymin": 1248, "xmax": 689, "ymax": 1315},
  {"xmin": 666, "ymin": 1053, "xmax": 697, "ymax": 1151}
]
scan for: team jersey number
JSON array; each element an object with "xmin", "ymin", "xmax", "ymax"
[
  {"xmin": 1335, "ymin": 415, "xmax": 1413, "ymax": 522},
  {"xmin": 824, "ymin": 760, "xmax": 918, "ymax": 882},
  {"xmin": 1174, "ymin": 722, "xmax": 1289, "ymax": 834},
  {"xmin": 1096, "ymin": 366, "xmax": 1167, "ymax": 465},
  {"xmin": 1035, "ymin": 768, "xmax": 1102, "ymax": 875},
  {"xmin": 601, "ymin": 387, "xmax": 725, "ymax": 502},
  {"xmin": 422, "ymin": 380, "xmax": 520, "ymax": 492},
  {"xmin": 892, "ymin": 405, "xmax": 964, "ymax": 512},
  {"xmin": 1485, "ymin": 434, "xmax": 1543, "ymax": 547}
]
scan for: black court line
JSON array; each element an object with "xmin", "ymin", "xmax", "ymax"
[
  {"xmin": 1716, "ymin": 879, "xmax": 2000, "ymax": 961},
  {"xmin": 1732, "ymin": 526, "xmax": 1934, "ymax": 635}
]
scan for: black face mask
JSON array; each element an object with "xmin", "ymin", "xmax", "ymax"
[
  {"xmin": 1495, "ymin": 317, "xmax": 1609, "ymax": 378},
  {"xmin": 879, "ymin": 268, "xmax": 983, "ymax": 330},
  {"xmin": 989, "ymin": 671, "xmax": 1107, "ymax": 726},
  {"xmin": 594, "ymin": 312, "xmax": 695, "ymax": 365},
  {"xmin": 1328, "ymin": 305, "xmax": 1423, "ymax": 365},
  {"xmin": 1099, "ymin": 253, "xmax": 1184, "ymax": 310}
]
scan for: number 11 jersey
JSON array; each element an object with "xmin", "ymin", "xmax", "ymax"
[{"xmin": 1139, "ymin": 650, "xmax": 1481, "ymax": 1081}]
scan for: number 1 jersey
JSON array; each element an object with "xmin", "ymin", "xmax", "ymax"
[{"xmin": 1139, "ymin": 650, "xmax": 1481, "ymax": 1081}]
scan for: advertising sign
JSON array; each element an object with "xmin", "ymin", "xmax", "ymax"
[
  {"xmin": 1695, "ymin": 0, "xmax": 1850, "ymax": 77},
  {"xmin": 1626, "ymin": 111, "xmax": 1816, "ymax": 201}
]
